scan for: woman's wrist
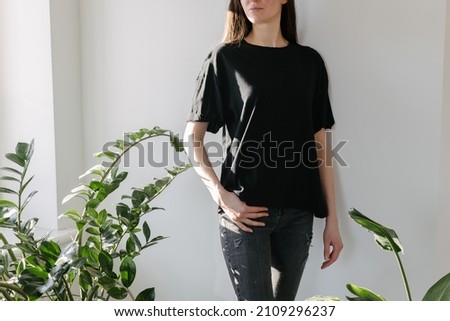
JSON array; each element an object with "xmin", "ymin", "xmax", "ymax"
[{"xmin": 325, "ymin": 211, "xmax": 339, "ymax": 226}]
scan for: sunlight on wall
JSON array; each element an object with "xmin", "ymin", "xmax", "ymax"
[{"xmin": 0, "ymin": 0, "xmax": 58, "ymax": 230}]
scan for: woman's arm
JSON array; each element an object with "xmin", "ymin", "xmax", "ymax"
[
  {"xmin": 314, "ymin": 128, "xmax": 344, "ymax": 269},
  {"xmin": 184, "ymin": 121, "xmax": 268, "ymax": 232}
]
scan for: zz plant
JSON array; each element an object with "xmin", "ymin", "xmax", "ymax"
[{"xmin": 0, "ymin": 127, "xmax": 190, "ymax": 301}]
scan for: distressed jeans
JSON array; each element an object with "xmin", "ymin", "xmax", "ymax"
[{"xmin": 219, "ymin": 207, "xmax": 314, "ymax": 301}]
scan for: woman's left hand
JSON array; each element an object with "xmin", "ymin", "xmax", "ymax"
[{"xmin": 321, "ymin": 219, "xmax": 343, "ymax": 269}]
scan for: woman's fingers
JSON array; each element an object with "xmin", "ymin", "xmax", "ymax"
[
  {"xmin": 224, "ymin": 205, "xmax": 269, "ymax": 233},
  {"xmin": 234, "ymin": 221, "xmax": 254, "ymax": 233},
  {"xmin": 245, "ymin": 205, "xmax": 269, "ymax": 214},
  {"xmin": 219, "ymin": 190, "xmax": 269, "ymax": 232}
]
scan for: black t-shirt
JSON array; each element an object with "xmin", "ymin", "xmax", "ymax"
[{"xmin": 187, "ymin": 40, "xmax": 334, "ymax": 218}]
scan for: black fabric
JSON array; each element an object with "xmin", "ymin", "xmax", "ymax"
[{"xmin": 188, "ymin": 40, "xmax": 335, "ymax": 218}]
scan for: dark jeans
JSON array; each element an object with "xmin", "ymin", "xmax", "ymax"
[{"xmin": 219, "ymin": 207, "xmax": 313, "ymax": 301}]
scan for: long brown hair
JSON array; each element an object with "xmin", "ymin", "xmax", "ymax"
[{"xmin": 222, "ymin": 0, "xmax": 298, "ymax": 44}]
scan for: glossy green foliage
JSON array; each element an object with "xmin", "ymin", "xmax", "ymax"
[
  {"xmin": 0, "ymin": 127, "xmax": 191, "ymax": 301},
  {"xmin": 346, "ymin": 208, "xmax": 449, "ymax": 301}
]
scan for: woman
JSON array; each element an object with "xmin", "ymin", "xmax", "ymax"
[{"xmin": 184, "ymin": 0, "xmax": 343, "ymax": 301}]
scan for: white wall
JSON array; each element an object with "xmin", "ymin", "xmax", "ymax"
[
  {"xmin": 437, "ymin": 0, "xmax": 450, "ymax": 278},
  {"xmin": 1, "ymin": 0, "xmax": 449, "ymax": 301},
  {"xmin": 297, "ymin": 0, "xmax": 447, "ymax": 300},
  {"xmin": 0, "ymin": 0, "xmax": 59, "ymax": 230},
  {"xmin": 49, "ymin": 0, "xmax": 85, "ymax": 229}
]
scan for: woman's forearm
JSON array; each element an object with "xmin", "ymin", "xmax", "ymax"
[
  {"xmin": 314, "ymin": 129, "xmax": 338, "ymax": 223},
  {"xmin": 184, "ymin": 122, "xmax": 225, "ymax": 203}
]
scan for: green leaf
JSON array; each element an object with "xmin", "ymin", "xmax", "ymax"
[
  {"xmin": 62, "ymin": 185, "xmax": 92, "ymax": 204},
  {"xmin": 99, "ymin": 251, "xmax": 114, "ymax": 276},
  {"xmin": 20, "ymin": 175, "xmax": 34, "ymax": 194},
  {"xmin": 136, "ymin": 287, "xmax": 155, "ymax": 301},
  {"xmin": 27, "ymin": 139, "xmax": 35, "ymax": 159},
  {"xmin": 79, "ymin": 270, "xmax": 93, "ymax": 292},
  {"xmin": 20, "ymin": 269, "xmax": 46, "ymax": 300},
  {"xmin": 79, "ymin": 165, "xmax": 105, "ymax": 179},
  {"xmin": 87, "ymin": 236, "xmax": 102, "ymax": 250},
  {"xmin": 143, "ymin": 221, "xmax": 151, "ymax": 242},
  {"xmin": 15, "ymin": 141, "xmax": 32, "ymax": 161},
  {"xmin": 346, "ymin": 284, "xmax": 386, "ymax": 301},
  {"xmin": 97, "ymin": 209, "xmax": 108, "ymax": 225},
  {"xmin": 108, "ymin": 287, "xmax": 128, "ymax": 300},
  {"xmin": 0, "ymin": 176, "xmax": 20, "ymax": 183},
  {"xmin": 22, "ymin": 190, "xmax": 38, "ymax": 210},
  {"xmin": 423, "ymin": 272, "xmax": 450, "ymax": 301},
  {"xmin": 349, "ymin": 208, "xmax": 403, "ymax": 253},
  {"xmin": 114, "ymin": 139, "xmax": 125, "ymax": 151},
  {"xmin": 88, "ymin": 248, "xmax": 100, "ymax": 265},
  {"xmin": 95, "ymin": 151, "xmax": 119, "ymax": 160},
  {"xmin": 154, "ymin": 177, "xmax": 170, "ymax": 190},
  {"xmin": 39, "ymin": 241, "xmax": 62, "ymax": 263},
  {"xmin": 116, "ymin": 203, "xmax": 131, "ymax": 219},
  {"xmin": 98, "ymin": 275, "xmax": 117, "ymax": 291},
  {"xmin": 23, "ymin": 266, "xmax": 49, "ymax": 281},
  {"xmin": 86, "ymin": 208, "xmax": 98, "ymax": 220},
  {"xmin": 5, "ymin": 153, "xmax": 25, "ymax": 167},
  {"xmin": 143, "ymin": 185, "xmax": 158, "ymax": 199},
  {"xmin": 113, "ymin": 171, "xmax": 128, "ymax": 183},
  {"xmin": 120, "ymin": 257, "xmax": 136, "ymax": 288},
  {"xmin": 76, "ymin": 219, "xmax": 87, "ymax": 231},
  {"xmin": 0, "ymin": 200, "xmax": 18, "ymax": 209},
  {"xmin": 130, "ymin": 232, "xmax": 142, "ymax": 251},
  {"xmin": 0, "ymin": 167, "xmax": 22, "ymax": 176},
  {"xmin": 89, "ymin": 181, "xmax": 104, "ymax": 191},
  {"xmin": 126, "ymin": 236, "xmax": 136, "ymax": 254},
  {"xmin": 170, "ymin": 132, "xmax": 184, "ymax": 152},
  {"xmin": 62, "ymin": 210, "xmax": 81, "ymax": 221},
  {"xmin": 86, "ymin": 198, "xmax": 100, "ymax": 209},
  {"xmin": 86, "ymin": 227, "xmax": 100, "ymax": 235},
  {"xmin": 0, "ymin": 187, "xmax": 18, "ymax": 195},
  {"xmin": 131, "ymin": 189, "xmax": 146, "ymax": 208},
  {"xmin": 62, "ymin": 193, "xmax": 78, "ymax": 204},
  {"xmin": 97, "ymin": 182, "xmax": 120, "ymax": 202},
  {"xmin": 126, "ymin": 130, "xmax": 145, "ymax": 142},
  {"xmin": 149, "ymin": 235, "xmax": 167, "ymax": 244}
]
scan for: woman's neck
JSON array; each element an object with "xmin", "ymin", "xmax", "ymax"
[{"xmin": 245, "ymin": 24, "xmax": 288, "ymax": 48}]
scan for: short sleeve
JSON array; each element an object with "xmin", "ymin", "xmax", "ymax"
[
  {"xmin": 187, "ymin": 51, "xmax": 225, "ymax": 134},
  {"xmin": 312, "ymin": 53, "xmax": 335, "ymax": 133}
]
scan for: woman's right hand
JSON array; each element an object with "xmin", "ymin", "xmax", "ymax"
[
  {"xmin": 216, "ymin": 188, "xmax": 269, "ymax": 233},
  {"xmin": 184, "ymin": 122, "xmax": 268, "ymax": 233}
]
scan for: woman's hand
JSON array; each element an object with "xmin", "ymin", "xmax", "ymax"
[
  {"xmin": 321, "ymin": 218, "xmax": 343, "ymax": 269},
  {"xmin": 217, "ymin": 188, "xmax": 268, "ymax": 233},
  {"xmin": 184, "ymin": 121, "xmax": 268, "ymax": 233}
]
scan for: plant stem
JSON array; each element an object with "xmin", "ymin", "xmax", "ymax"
[
  {"xmin": 100, "ymin": 133, "xmax": 171, "ymax": 185},
  {"xmin": 0, "ymin": 232, "xmax": 17, "ymax": 262},
  {"xmin": 393, "ymin": 250, "xmax": 412, "ymax": 301},
  {"xmin": 0, "ymin": 282, "xmax": 29, "ymax": 300},
  {"xmin": 17, "ymin": 158, "xmax": 30, "ymax": 227},
  {"xmin": 127, "ymin": 288, "xmax": 135, "ymax": 301},
  {"xmin": 62, "ymin": 276, "xmax": 75, "ymax": 301},
  {"xmin": 86, "ymin": 283, "xmax": 100, "ymax": 301},
  {"xmin": 372, "ymin": 224, "xmax": 413, "ymax": 301},
  {"xmin": 0, "ymin": 288, "xmax": 12, "ymax": 300}
]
